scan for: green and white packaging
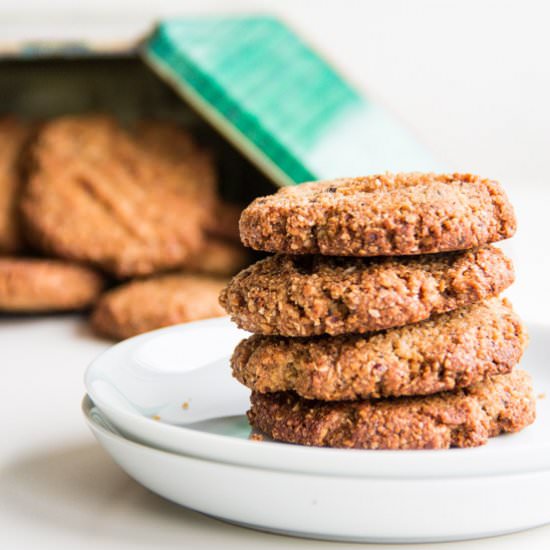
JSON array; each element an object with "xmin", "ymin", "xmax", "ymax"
[{"xmin": 144, "ymin": 16, "xmax": 435, "ymax": 187}]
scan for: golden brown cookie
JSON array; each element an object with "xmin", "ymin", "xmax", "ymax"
[
  {"xmin": 239, "ymin": 173, "xmax": 516, "ymax": 256},
  {"xmin": 132, "ymin": 119, "xmax": 218, "ymax": 220},
  {"xmin": 248, "ymin": 370, "xmax": 535, "ymax": 449},
  {"xmin": 91, "ymin": 273, "xmax": 228, "ymax": 340},
  {"xmin": 186, "ymin": 238, "xmax": 250, "ymax": 277},
  {"xmin": 232, "ymin": 299, "xmax": 526, "ymax": 400},
  {"xmin": 0, "ymin": 118, "xmax": 31, "ymax": 254},
  {"xmin": 0, "ymin": 257, "xmax": 105, "ymax": 312},
  {"xmin": 221, "ymin": 246, "xmax": 514, "ymax": 336},
  {"xmin": 20, "ymin": 115, "xmax": 214, "ymax": 278}
]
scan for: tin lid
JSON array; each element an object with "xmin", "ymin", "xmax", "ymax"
[{"xmin": 143, "ymin": 16, "xmax": 435, "ymax": 187}]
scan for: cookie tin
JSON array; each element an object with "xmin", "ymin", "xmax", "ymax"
[
  {"xmin": 0, "ymin": 16, "xmax": 434, "ymax": 188},
  {"xmin": 143, "ymin": 16, "xmax": 435, "ymax": 186}
]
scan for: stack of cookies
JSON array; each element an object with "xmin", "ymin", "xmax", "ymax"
[
  {"xmin": 0, "ymin": 114, "xmax": 250, "ymax": 339},
  {"xmin": 220, "ymin": 173, "xmax": 536, "ymax": 450}
]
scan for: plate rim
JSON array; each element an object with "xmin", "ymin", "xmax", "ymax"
[
  {"xmin": 84, "ymin": 317, "xmax": 550, "ymax": 479},
  {"xmin": 82, "ymin": 395, "xmax": 550, "ymax": 544}
]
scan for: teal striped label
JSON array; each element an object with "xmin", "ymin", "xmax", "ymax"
[{"xmin": 144, "ymin": 17, "xmax": 435, "ymax": 187}]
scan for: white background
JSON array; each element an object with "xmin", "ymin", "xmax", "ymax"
[{"xmin": 1, "ymin": 1, "xmax": 549, "ymax": 549}]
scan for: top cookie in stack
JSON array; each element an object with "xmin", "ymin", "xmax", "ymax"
[
  {"xmin": 220, "ymin": 173, "xmax": 536, "ymax": 450},
  {"xmin": 238, "ymin": 173, "xmax": 516, "ymax": 256}
]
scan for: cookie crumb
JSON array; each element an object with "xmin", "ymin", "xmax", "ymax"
[
  {"xmin": 152, "ymin": 415, "xmax": 161, "ymax": 421},
  {"xmin": 249, "ymin": 432, "xmax": 265, "ymax": 442},
  {"xmin": 538, "ymin": 393, "xmax": 546, "ymax": 400},
  {"xmin": 182, "ymin": 401, "xmax": 190, "ymax": 410}
]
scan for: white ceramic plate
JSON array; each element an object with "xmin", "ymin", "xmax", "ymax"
[
  {"xmin": 83, "ymin": 395, "xmax": 550, "ymax": 543},
  {"xmin": 85, "ymin": 317, "xmax": 550, "ymax": 478}
]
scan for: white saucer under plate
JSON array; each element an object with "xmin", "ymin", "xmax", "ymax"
[
  {"xmin": 85, "ymin": 317, "xmax": 550, "ymax": 479},
  {"xmin": 83, "ymin": 395, "xmax": 550, "ymax": 543}
]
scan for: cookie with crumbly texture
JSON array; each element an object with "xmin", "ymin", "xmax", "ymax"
[
  {"xmin": 248, "ymin": 370, "xmax": 535, "ymax": 450},
  {"xmin": 0, "ymin": 118, "xmax": 31, "ymax": 253},
  {"xmin": 0, "ymin": 257, "xmax": 105, "ymax": 312},
  {"xmin": 186, "ymin": 238, "xmax": 250, "ymax": 276},
  {"xmin": 91, "ymin": 273, "xmax": 228, "ymax": 340},
  {"xmin": 221, "ymin": 246, "xmax": 513, "ymax": 336},
  {"xmin": 239, "ymin": 173, "xmax": 516, "ymax": 256},
  {"xmin": 20, "ymin": 115, "xmax": 213, "ymax": 278},
  {"xmin": 232, "ymin": 298, "xmax": 526, "ymax": 401}
]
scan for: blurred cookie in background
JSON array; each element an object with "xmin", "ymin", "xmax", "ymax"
[
  {"xmin": 19, "ymin": 115, "xmax": 212, "ymax": 278},
  {"xmin": 205, "ymin": 200, "xmax": 243, "ymax": 243},
  {"xmin": 0, "ymin": 117, "xmax": 32, "ymax": 254},
  {"xmin": 0, "ymin": 257, "xmax": 105, "ymax": 312},
  {"xmin": 0, "ymin": 113, "xmax": 254, "ymax": 338},
  {"xmin": 132, "ymin": 119, "xmax": 219, "ymax": 224},
  {"xmin": 91, "ymin": 273, "xmax": 228, "ymax": 340},
  {"xmin": 186, "ymin": 237, "xmax": 250, "ymax": 277}
]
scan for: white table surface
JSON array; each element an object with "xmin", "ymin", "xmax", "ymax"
[{"xmin": 2, "ymin": 1, "xmax": 550, "ymax": 548}]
